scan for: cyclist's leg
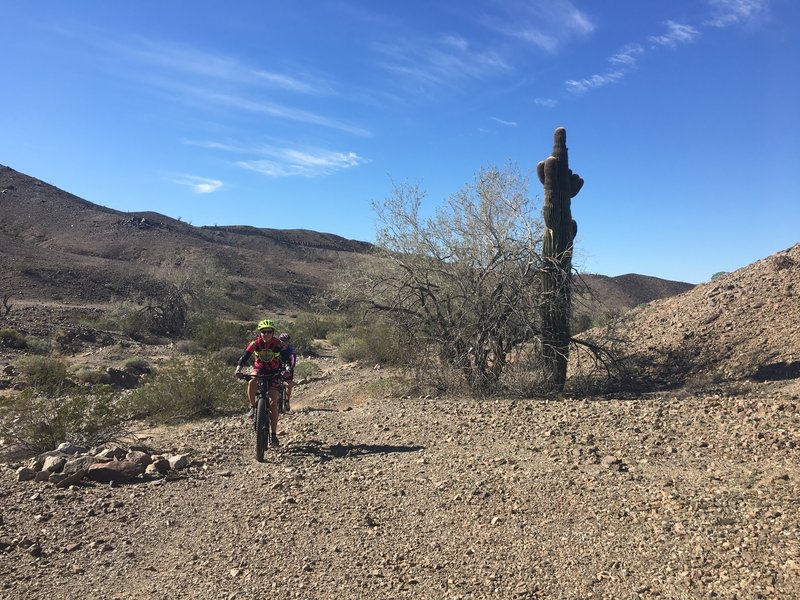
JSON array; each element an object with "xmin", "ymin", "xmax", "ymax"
[
  {"xmin": 247, "ymin": 378, "xmax": 258, "ymax": 411},
  {"xmin": 285, "ymin": 378, "xmax": 294, "ymax": 401}
]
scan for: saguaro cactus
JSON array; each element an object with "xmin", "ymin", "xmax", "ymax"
[{"xmin": 537, "ymin": 127, "xmax": 584, "ymax": 390}]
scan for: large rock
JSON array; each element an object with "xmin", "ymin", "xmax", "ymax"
[
  {"xmin": 55, "ymin": 469, "xmax": 88, "ymax": 488},
  {"xmin": 42, "ymin": 455, "xmax": 67, "ymax": 473},
  {"xmin": 63, "ymin": 455, "xmax": 100, "ymax": 475},
  {"xmin": 126, "ymin": 450, "xmax": 152, "ymax": 467},
  {"xmin": 87, "ymin": 460, "xmax": 145, "ymax": 484},
  {"xmin": 30, "ymin": 451, "xmax": 67, "ymax": 471}
]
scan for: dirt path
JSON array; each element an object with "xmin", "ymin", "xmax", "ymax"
[{"xmin": 2, "ymin": 377, "xmax": 799, "ymax": 599}]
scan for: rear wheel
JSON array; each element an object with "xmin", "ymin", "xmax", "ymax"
[
  {"xmin": 255, "ymin": 394, "xmax": 269, "ymax": 462},
  {"xmin": 278, "ymin": 384, "xmax": 288, "ymax": 415}
]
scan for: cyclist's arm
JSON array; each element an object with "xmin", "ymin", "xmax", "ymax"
[{"xmin": 235, "ymin": 350, "xmax": 253, "ymax": 372}]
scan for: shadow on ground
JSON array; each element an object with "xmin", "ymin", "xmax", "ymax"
[{"xmin": 284, "ymin": 440, "xmax": 424, "ymax": 460}]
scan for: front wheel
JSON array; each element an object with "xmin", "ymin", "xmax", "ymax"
[{"xmin": 255, "ymin": 395, "xmax": 269, "ymax": 462}]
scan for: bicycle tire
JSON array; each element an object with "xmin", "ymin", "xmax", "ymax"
[
  {"xmin": 255, "ymin": 394, "xmax": 269, "ymax": 462},
  {"xmin": 278, "ymin": 383, "xmax": 288, "ymax": 415}
]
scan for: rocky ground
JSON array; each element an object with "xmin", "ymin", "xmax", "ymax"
[{"xmin": 2, "ymin": 366, "xmax": 799, "ymax": 599}]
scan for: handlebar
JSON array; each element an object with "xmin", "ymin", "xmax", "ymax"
[{"xmin": 235, "ymin": 372, "xmax": 289, "ymax": 381}]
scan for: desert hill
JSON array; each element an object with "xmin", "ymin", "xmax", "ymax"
[
  {"xmin": 571, "ymin": 243, "xmax": 800, "ymax": 389},
  {"xmin": 0, "ymin": 164, "xmax": 689, "ymax": 317},
  {"xmin": 0, "ymin": 165, "xmax": 369, "ymax": 308}
]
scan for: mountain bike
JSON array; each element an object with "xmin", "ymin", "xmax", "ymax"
[{"xmin": 237, "ymin": 373, "xmax": 280, "ymax": 462}]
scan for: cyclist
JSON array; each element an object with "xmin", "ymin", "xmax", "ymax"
[
  {"xmin": 278, "ymin": 332, "xmax": 297, "ymax": 411},
  {"xmin": 234, "ymin": 319, "xmax": 282, "ymax": 447}
]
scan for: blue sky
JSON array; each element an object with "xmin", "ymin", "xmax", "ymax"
[{"xmin": 2, "ymin": 0, "xmax": 798, "ymax": 284}]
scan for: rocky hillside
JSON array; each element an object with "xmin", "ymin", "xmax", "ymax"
[
  {"xmin": 572, "ymin": 243, "xmax": 800, "ymax": 390},
  {"xmin": 0, "ymin": 165, "xmax": 369, "ymax": 308}
]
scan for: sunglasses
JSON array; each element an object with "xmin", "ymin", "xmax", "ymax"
[{"xmin": 259, "ymin": 330, "xmax": 274, "ymax": 335}]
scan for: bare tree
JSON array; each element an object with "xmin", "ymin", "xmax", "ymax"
[{"xmin": 340, "ymin": 165, "xmax": 561, "ymax": 396}]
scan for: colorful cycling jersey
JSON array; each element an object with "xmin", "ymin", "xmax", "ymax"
[{"xmin": 241, "ymin": 336, "xmax": 282, "ymax": 371}]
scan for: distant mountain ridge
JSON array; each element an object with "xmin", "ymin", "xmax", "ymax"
[{"xmin": 0, "ymin": 164, "xmax": 691, "ymax": 313}]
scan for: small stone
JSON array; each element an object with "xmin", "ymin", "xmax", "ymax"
[
  {"xmin": 168, "ymin": 454, "xmax": 190, "ymax": 470},
  {"xmin": 16, "ymin": 467, "xmax": 36, "ymax": 481}
]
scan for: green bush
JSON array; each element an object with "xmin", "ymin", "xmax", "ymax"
[
  {"xmin": 294, "ymin": 360, "xmax": 323, "ymax": 379},
  {"xmin": 25, "ymin": 337, "xmax": 52, "ymax": 355},
  {"xmin": 0, "ymin": 388, "xmax": 129, "ymax": 454},
  {"xmin": 188, "ymin": 317, "xmax": 248, "ymax": 351},
  {"xmin": 0, "ymin": 328, "xmax": 27, "ymax": 349},
  {"xmin": 332, "ymin": 324, "xmax": 401, "ymax": 364},
  {"xmin": 17, "ymin": 356, "xmax": 70, "ymax": 395},
  {"xmin": 367, "ymin": 375, "xmax": 411, "ymax": 398},
  {"xmin": 288, "ymin": 313, "xmax": 342, "ymax": 354},
  {"xmin": 124, "ymin": 357, "xmax": 152, "ymax": 375},
  {"xmin": 73, "ymin": 366, "xmax": 110, "ymax": 386},
  {"xmin": 213, "ymin": 346, "xmax": 243, "ymax": 366},
  {"xmin": 125, "ymin": 357, "xmax": 242, "ymax": 422}
]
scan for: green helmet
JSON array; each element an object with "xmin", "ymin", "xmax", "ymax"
[{"xmin": 257, "ymin": 319, "xmax": 276, "ymax": 331}]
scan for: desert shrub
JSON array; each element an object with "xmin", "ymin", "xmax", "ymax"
[
  {"xmin": 73, "ymin": 366, "xmax": 111, "ymax": 386},
  {"xmin": 0, "ymin": 388, "xmax": 129, "ymax": 454},
  {"xmin": 228, "ymin": 302, "xmax": 256, "ymax": 322},
  {"xmin": 333, "ymin": 324, "xmax": 402, "ymax": 364},
  {"xmin": 124, "ymin": 357, "xmax": 152, "ymax": 375},
  {"xmin": 125, "ymin": 357, "xmax": 241, "ymax": 422},
  {"xmin": 0, "ymin": 328, "xmax": 27, "ymax": 349},
  {"xmin": 17, "ymin": 356, "xmax": 70, "ymax": 395},
  {"xmin": 213, "ymin": 346, "xmax": 242, "ymax": 366},
  {"xmin": 24, "ymin": 337, "xmax": 52, "ymax": 355},
  {"xmin": 279, "ymin": 312, "xmax": 349, "ymax": 355},
  {"xmin": 367, "ymin": 375, "xmax": 412, "ymax": 398},
  {"xmin": 294, "ymin": 360, "xmax": 322, "ymax": 379},
  {"xmin": 188, "ymin": 317, "xmax": 248, "ymax": 351}
]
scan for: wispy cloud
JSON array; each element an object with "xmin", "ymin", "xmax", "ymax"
[
  {"xmin": 704, "ymin": 0, "xmax": 768, "ymax": 28},
  {"xmin": 161, "ymin": 82, "xmax": 371, "ymax": 137},
  {"xmin": 236, "ymin": 146, "xmax": 367, "ymax": 178},
  {"xmin": 534, "ymin": 97, "xmax": 558, "ymax": 108},
  {"xmin": 565, "ymin": 70, "xmax": 627, "ymax": 94},
  {"xmin": 485, "ymin": 0, "xmax": 595, "ymax": 53},
  {"xmin": 609, "ymin": 43, "xmax": 645, "ymax": 66},
  {"xmin": 491, "ymin": 117, "xmax": 517, "ymax": 126},
  {"xmin": 113, "ymin": 35, "xmax": 332, "ymax": 96},
  {"xmin": 374, "ymin": 34, "xmax": 510, "ymax": 92},
  {"xmin": 648, "ymin": 21, "xmax": 700, "ymax": 47},
  {"xmin": 171, "ymin": 175, "xmax": 223, "ymax": 194},
  {"xmin": 59, "ymin": 29, "xmax": 371, "ymax": 137}
]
